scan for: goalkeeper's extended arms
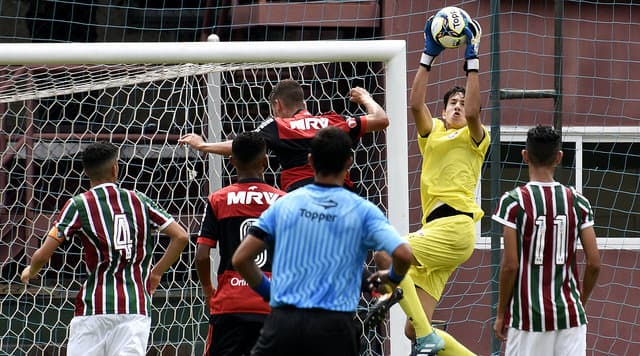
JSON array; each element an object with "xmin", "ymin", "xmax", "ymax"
[
  {"xmin": 420, "ymin": 16, "xmax": 445, "ymax": 70},
  {"xmin": 462, "ymin": 19, "xmax": 482, "ymax": 74},
  {"xmin": 410, "ymin": 65, "xmax": 436, "ymax": 137}
]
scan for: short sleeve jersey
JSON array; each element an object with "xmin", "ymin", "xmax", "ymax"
[
  {"xmin": 251, "ymin": 183, "xmax": 405, "ymax": 312},
  {"xmin": 492, "ymin": 182, "xmax": 595, "ymax": 332},
  {"xmin": 417, "ymin": 118, "xmax": 490, "ymax": 223},
  {"xmin": 52, "ymin": 183, "xmax": 174, "ymax": 317},
  {"xmin": 254, "ymin": 110, "xmax": 367, "ymax": 191},
  {"xmin": 197, "ymin": 178, "xmax": 285, "ymax": 315}
]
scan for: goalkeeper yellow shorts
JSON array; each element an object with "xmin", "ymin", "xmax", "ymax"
[{"xmin": 406, "ymin": 214, "xmax": 476, "ymax": 301}]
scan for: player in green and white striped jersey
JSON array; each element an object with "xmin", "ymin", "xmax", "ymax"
[
  {"xmin": 21, "ymin": 141, "xmax": 189, "ymax": 356},
  {"xmin": 492, "ymin": 126, "xmax": 601, "ymax": 356}
]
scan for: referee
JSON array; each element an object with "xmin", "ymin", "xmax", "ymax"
[{"xmin": 233, "ymin": 127, "xmax": 412, "ymax": 356}]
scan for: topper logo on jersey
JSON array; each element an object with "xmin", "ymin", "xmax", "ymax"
[
  {"xmin": 227, "ymin": 191, "xmax": 280, "ymax": 205},
  {"xmin": 299, "ymin": 208, "xmax": 336, "ymax": 222},
  {"xmin": 290, "ymin": 117, "xmax": 329, "ymax": 130}
]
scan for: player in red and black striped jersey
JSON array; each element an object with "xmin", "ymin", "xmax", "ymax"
[
  {"xmin": 178, "ymin": 79, "xmax": 389, "ymax": 192},
  {"xmin": 21, "ymin": 142, "xmax": 189, "ymax": 356},
  {"xmin": 195, "ymin": 132, "xmax": 286, "ymax": 356}
]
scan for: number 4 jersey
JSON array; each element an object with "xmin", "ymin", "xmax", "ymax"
[
  {"xmin": 52, "ymin": 182, "xmax": 174, "ymax": 317},
  {"xmin": 197, "ymin": 178, "xmax": 286, "ymax": 315},
  {"xmin": 492, "ymin": 181, "xmax": 595, "ymax": 332}
]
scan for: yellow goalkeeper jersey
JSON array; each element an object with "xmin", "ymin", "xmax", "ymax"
[{"xmin": 417, "ymin": 118, "xmax": 490, "ymax": 224}]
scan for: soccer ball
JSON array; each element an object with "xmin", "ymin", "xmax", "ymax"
[{"xmin": 430, "ymin": 6, "xmax": 470, "ymax": 49}]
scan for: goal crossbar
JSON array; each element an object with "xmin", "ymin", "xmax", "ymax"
[{"xmin": 0, "ymin": 40, "xmax": 406, "ymax": 65}]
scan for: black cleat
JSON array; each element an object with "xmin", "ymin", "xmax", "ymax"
[{"xmin": 363, "ymin": 288, "xmax": 403, "ymax": 332}]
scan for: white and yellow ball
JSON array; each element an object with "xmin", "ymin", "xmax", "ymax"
[{"xmin": 430, "ymin": 6, "xmax": 471, "ymax": 49}]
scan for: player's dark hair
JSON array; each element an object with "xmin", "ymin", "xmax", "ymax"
[
  {"xmin": 232, "ymin": 132, "xmax": 266, "ymax": 166},
  {"xmin": 443, "ymin": 86, "xmax": 465, "ymax": 108},
  {"xmin": 526, "ymin": 125, "xmax": 561, "ymax": 166},
  {"xmin": 310, "ymin": 127, "xmax": 353, "ymax": 176},
  {"xmin": 269, "ymin": 79, "xmax": 304, "ymax": 109},
  {"xmin": 81, "ymin": 141, "xmax": 119, "ymax": 179}
]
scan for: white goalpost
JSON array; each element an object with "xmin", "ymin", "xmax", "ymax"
[{"xmin": 0, "ymin": 40, "xmax": 408, "ymax": 355}]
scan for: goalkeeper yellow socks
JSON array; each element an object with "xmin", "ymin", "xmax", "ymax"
[
  {"xmin": 436, "ymin": 329, "xmax": 476, "ymax": 356},
  {"xmin": 398, "ymin": 273, "xmax": 433, "ymax": 337},
  {"xmin": 396, "ymin": 273, "xmax": 475, "ymax": 355}
]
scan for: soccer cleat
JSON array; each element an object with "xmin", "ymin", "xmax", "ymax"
[
  {"xmin": 411, "ymin": 330, "xmax": 445, "ymax": 356},
  {"xmin": 363, "ymin": 287, "xmax": 404, "ymax": 331}
]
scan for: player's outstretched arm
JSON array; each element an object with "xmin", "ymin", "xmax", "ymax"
[
  {"xmin": 494, "ymin": 226, "xmax": 518, "ymax": 341},
  {"xmin": 349, "ymin": 87, "xmax": 389, "ymax": 133},
  {"xmin": 149, "ymin": 221, "xmax": 189, "ymax": 294},
  {"xmin": 20, "ymin": 233, "xmax": 63, "ymax": 283},
  {"xmin": 579, "ymin": 226, "xmax": 601, "ymax": 306},
  {"xmin": 178, "ymin": 133, "xmax": 233, "ymax": 156}
]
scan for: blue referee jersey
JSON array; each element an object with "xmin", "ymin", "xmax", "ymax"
[{"xmin": 252, "ymin": 183, "xmax": 404, "ymax": 312}]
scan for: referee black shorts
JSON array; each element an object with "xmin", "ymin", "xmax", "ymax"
[{"xmin": 251, "ymin": 306, "xmax": 358, "ymax": 356}]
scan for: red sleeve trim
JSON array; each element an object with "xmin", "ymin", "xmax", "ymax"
[
  {"xmin": 197, "ymin": 237, "xmax": 217, "ymax": 248},
  {"xmin": 359, "ymin": 115, "xmax": 367, "ymax": 136}
]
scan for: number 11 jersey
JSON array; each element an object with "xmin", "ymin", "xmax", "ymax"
[{"xmin": 492, "ymin": 181, "xmax": 595, "ymax": 332}]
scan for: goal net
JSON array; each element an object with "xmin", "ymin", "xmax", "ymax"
[{"xmin": 0, "ymin": 40, "xmax": 407, "ymax": 355}]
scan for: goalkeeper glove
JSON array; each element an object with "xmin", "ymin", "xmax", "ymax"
[
  {"xmin": 421, "ymin": 16, "xmax": 445, "ymax": 71},
  {"xmin": 462, "ymin": 18, "xmax": 482, "ymax": 74}
]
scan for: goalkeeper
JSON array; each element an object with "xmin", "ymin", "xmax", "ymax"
[{"xmin": 372, "ymin": 14, "xmax": 487, "ymax": 356}]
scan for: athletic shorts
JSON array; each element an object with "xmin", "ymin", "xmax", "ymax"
[
  {"xmin": 67, "ymin": 314, "xmax": 151, "ymax": 356},
  {"xmin": 205, "ymin": 313, "xmax": 266, "ymax": 356},
  {"xmin": 251, "ymin": 306, "xmax": 358, "ymax": 356},
  {"xmin": 506, "ymin": 325, "xmax": 587, "ymax": 356},
  {"xmin": 406, "ymin": 214, "xmax": 475, "ymax": 301}
]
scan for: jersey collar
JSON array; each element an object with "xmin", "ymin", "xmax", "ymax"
[
  {"xmin": 237, "ymin": 178, "xmax": 265, "ymax": 184},
  {"xmin": 313, "ymin": 182, "xmax": 342, "ymax": 188},
  {"xmin": 91, "ymin": 182, "xmax": 117, "ymax": 190},
  {"xmin": 293, "ymin": 109, "xmax": 311, "ymax": 117}
]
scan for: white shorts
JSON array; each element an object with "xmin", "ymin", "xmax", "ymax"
[
  {"xmin": 505, "ymin": 325, "xmax": 586, "ymax": 356},
  {"xmin": 67, "ymin": 314, "xmax": 151, "ymax": 356}
]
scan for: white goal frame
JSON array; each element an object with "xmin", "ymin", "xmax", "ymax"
[
  {"xmin": 0, "ymin": 39, "xmax": 409, "ymax": 354},
  {"xmin": 0, "ymin": 39, "xmax": 408, "ymax": 232}
]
